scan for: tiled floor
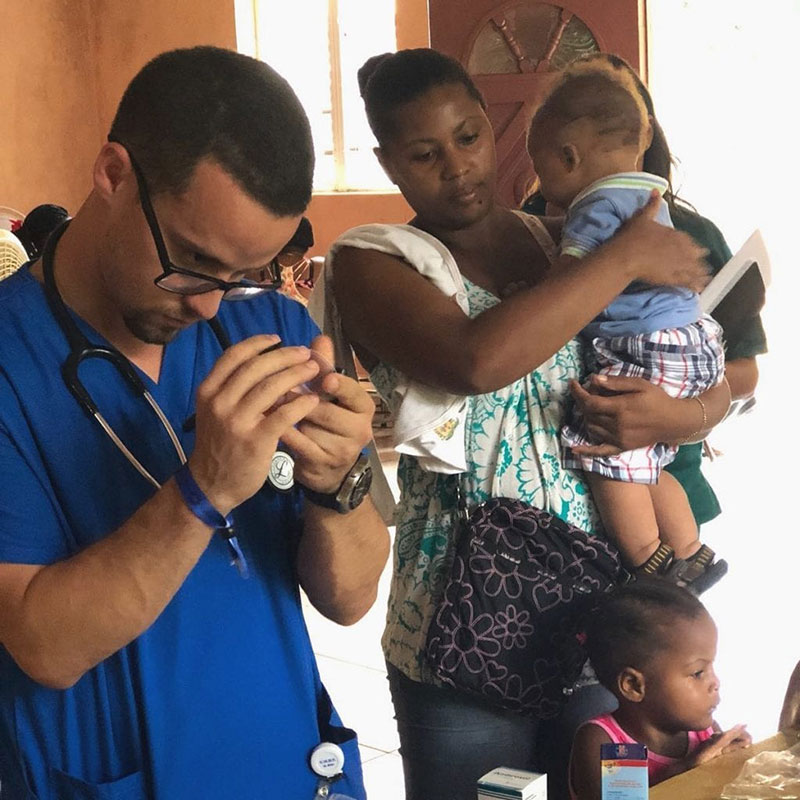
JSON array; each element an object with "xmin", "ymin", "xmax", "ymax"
[
  {"xmin": 305, "ymin": 351, "xmax": 798, "ymax": 799},
  {"xmin": 303, "ymin": 440, "xmax": 406, "ymax": 799}
]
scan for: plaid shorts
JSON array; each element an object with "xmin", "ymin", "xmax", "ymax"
[{"xmin": 561, "ymin": 315, "xmax": 725, "ymax": 484}]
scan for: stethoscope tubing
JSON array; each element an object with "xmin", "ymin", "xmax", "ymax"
[{"xmin": 40, "ymin": 222, "xmax": 223, "ymax": 490}]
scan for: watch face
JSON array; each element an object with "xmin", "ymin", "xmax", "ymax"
[{"xmin": 348, "ymin": 467, "xmax": 373, "ymax": 509}]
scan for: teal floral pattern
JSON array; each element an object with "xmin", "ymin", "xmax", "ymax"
[{"xmin": 376, "ymin": 280, "xmax": 600, "ymax": 684}]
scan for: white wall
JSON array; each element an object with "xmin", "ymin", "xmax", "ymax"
[{"xmin": 649, "ymin": 0, "xmax": 798, "ymax": 742}]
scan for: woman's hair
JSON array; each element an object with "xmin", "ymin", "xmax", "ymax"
[
  {"xmin": 585, "ymin": 579, "xmax": 707, "ymax": 690},
  {"xmin": 529, "ymin": 62, "xmax": 648, "ymax": 153},
  {"xmin": 357, "ymin": 48, "xmax": 486, "ymax": 146}
]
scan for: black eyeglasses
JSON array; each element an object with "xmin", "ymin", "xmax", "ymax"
[{"xmin": 116, "ymin": 141, "xmax": 283, "ymax": 300}]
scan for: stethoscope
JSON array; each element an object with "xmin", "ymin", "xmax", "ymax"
[{"xmin": 39, "ymin": 222, "xmax": 296, "ymax": 578}]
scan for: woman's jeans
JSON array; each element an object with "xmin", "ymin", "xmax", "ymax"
[{"xmin": 386, "ymin": 662, "xmax": 617, "ymax": 800}]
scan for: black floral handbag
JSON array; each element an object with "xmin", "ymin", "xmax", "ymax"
[{"xmin": 425, "ymin": 497, "xmax": 623, "ymax": 718}]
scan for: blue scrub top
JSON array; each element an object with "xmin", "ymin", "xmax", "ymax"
[{"xmin": 0, "ymin": 268, "xmax": 365, "ymax": 800}]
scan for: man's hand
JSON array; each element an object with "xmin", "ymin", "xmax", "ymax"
[
  {"xmin": 188, "ymin": 334, "xmax": 322, "ymax": 514},
  {"xmin": 281, "ymin": 335, "xmax": 374, "ymax": 493}
]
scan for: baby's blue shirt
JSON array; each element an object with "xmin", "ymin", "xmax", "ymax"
[{"xmin": 561, "ymin": 172, "xmax": 700, "ymax": 338}]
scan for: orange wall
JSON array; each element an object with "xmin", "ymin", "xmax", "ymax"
[
  {"xmin": 89, "ymin": 0, "xmax": 238, "ymax": 137},
  {"xmin": 397, "ymin": 0, "xmax": 431, "ymax": 50},
  {"xmin": 306, "ymin": 193, "xmax": 415, "ymax": 260},
  {"xmin": 4, "ymin": 0, "xmax": 429, "ymax": 252},
  {"xmin": 1, "ymin": 0, "xmax": 101, "ymax": 217},
  {"xmin": 1, "ymin": 0, "xmax": 237, "ymax": 218}
]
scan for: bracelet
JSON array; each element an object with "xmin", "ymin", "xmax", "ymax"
[
  {"xmin": 174, "ymin": 464, "xmax": 249, "ymax": 578},
  {"xmin": 174, "ymin": 463, "xmax": 233, "ymax": 531},
  {"xmin": 680, "ymin": 395, "xmax": 708, "ymax": 444}
]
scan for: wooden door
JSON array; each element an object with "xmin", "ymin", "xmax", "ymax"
[{"xmin": 430, "ymin": 0, "xmax": 647, "ymax": 207}]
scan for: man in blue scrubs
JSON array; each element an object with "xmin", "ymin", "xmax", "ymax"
[{"xmin": 0, "ymin": 47, "xmax": 389, "ymax": 799}]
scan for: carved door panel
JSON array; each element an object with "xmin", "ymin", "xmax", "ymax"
[{"xmin": 430, "ymin": 0, "xmax": 646, "ymax": 207}]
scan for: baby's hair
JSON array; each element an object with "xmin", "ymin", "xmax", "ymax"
[
  {"xmin": 563, "ymin": 53, "xmax": 673, "ymax": 188},
  {"xmin": 586, "ymin": 579, "xmax": 707, "ymax": 691},
  {"xmin": 529, "ymin": 63, "xmax": 648, "ymax": 153},
  {"xmin": 357, "ymin": 48, "xmax": 486, "ymax": 147}
]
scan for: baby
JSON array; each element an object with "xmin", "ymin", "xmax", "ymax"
[{"xmin": 526, "ymin": 62, "xmax": 727, "ymax": 593}]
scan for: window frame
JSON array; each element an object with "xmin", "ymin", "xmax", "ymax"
[{"xmin": 236, "ymin": 0, "xmax": 398, "ymax": 194}]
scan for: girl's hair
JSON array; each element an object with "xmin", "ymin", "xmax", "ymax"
[
  {"xmin": 357, "ymin": 48, "xmax": 486, "ymax": 146},
  {"xmin": 529, "ymin": 62, "xmax": 648, "ymax": 153},
  {"xmin": 585, "ymin": 579, "xmax": 707, "ymax": 691}
]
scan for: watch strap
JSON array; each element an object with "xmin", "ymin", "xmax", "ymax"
[{"xmin": 303, "ymin": 453, "xmax": 371, "ymax": 514}]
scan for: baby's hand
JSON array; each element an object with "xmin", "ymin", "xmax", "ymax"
[{"xmin": 689, "ymin": 724, "xmax": 751, "ymax": 767}]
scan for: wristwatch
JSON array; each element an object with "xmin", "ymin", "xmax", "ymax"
[{"xmin": 303, "ymin": 453, "xmax": 373, "ymax": 514}]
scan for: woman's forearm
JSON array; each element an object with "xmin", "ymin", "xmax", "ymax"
[
  {"xmin": 460, "ymin": 247, "xmax": 648, "ymax": 392},
  {"xmin": 448, "ymin": 217, "xmax": 711, "ymax": 393},
  {"xmin": 335, "ymin": 205, "xmax": 709, "ymax": 396}
]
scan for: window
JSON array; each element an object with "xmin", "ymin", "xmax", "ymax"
[{"xmin": 237, "ymin": 0, "xmax": 397, "ymax": 192}]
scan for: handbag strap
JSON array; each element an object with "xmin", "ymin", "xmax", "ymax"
[{"xmin": 453, "ymin": 474, "xmax": 470, "ymax": 526}]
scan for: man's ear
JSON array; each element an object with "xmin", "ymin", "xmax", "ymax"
[
  {"xmin": 617, "ymin": 667, "xmax": 646, "ymax": 703},
  {"xmin": 561, "ymin": 143, "xmax": 581, "ymax": 172},
  {"xmin": 93, "ymin": 142, "xmax": 134, "ymax": 201},
  {"xmin": 374, "ymin": 147, "xmax": 398, "ymax": 185}
]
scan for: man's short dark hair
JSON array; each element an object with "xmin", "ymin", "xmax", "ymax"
[{"xmin": 109, "ymin": 46, "xmax": 313, "ymax": 216}]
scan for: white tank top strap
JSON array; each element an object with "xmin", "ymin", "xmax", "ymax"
[{"xmin": 511, "ymin": 209, "xmax": 558, "ymax": 265}]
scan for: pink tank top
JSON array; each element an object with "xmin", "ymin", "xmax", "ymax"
[{"xmin": 568, "ymin": 713, "xmax": 714, "ymax": 798}]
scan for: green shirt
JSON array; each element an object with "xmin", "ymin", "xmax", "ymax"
[{"xmin": 664, "ymin": 203, "xmax": 768, "ymax": 525}]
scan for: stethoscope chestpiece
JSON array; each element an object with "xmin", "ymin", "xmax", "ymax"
[{"xmin": 267, "ymin": 450, "xmax": 295, "ymax": 492}]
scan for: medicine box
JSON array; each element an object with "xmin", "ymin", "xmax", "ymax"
[
  {"xmin": 477, "ymin": 766, "xmax": 547, "ymax": 800},
  {"xmin": 600, "ymin": 742, "xmax": 648, "ymax": 800}
]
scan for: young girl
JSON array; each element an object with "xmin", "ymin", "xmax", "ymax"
[
  {"xmin": 569, "ymin": 580, "xmax": 751, "ymax": 798},
  {"xmin": 526, "ymin": 62, "xmax": 728, "ymax": 593}
]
